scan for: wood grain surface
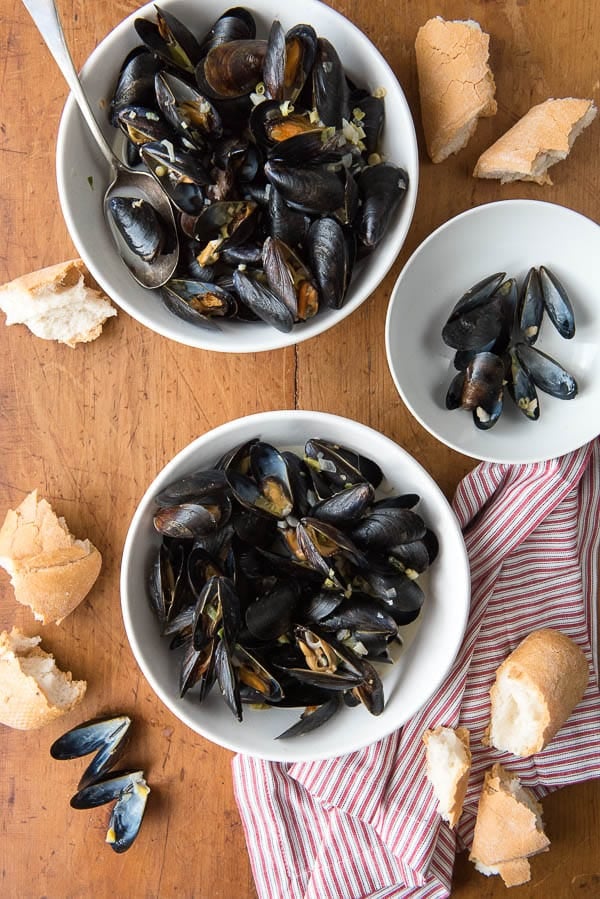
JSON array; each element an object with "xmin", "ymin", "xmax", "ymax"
[{"xmin": 0, "ymin": 1, "xmax": 598, "ymax": 896}]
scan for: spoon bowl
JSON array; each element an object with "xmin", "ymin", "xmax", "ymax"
[{"xmin": 22, "ymin": 0, "xmax": 178, "ymax": 289}]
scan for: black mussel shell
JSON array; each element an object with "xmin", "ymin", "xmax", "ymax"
[
  {"xmin": 154, "ymin": 71, "xmax": 223, "ymax": 147},
  {"xmin": 201, "ymin": 39, "xmax": 268, "ymax": 98},
  {"xmin": 490, "ymin": 278, "xmax": 518, "ymax": 356},
  {"xmin": 110, "ymin": 48, "xmax": 161, "ymax": 126},
  {"xmin": 50, "ymin": 715, "xmax": 131, "ymax": 762},
  {"xmin": 262, "ymin": 236, "xmax": 319, "ymax": 321},
  {"xmin": 311, "ymin": 482, "xmax": 375, "ymax": 526},
  {"xmin": 351, "ymin": 92, "xmax": 385, "ymax": 156},
  {"xmin": 514, "ymin": 343, "xmax": 578, "ymax": 399},
  {"xmin": 306, "ymin": 217, "xmax": 352, "ymax": 310},
  {"xmin": 105, "ymin": 775, "xmax": 151, "ymax": 853},
  {"xmin": 445, "ymin": 370, "xmax": 466, "ymax": 410},
  {"xmin": 442, "ymin": 295, "xmax": 504, "ymax": 351},
  {"xmin": 155, "ymin": 470, "xmax": 229, "ymax": 506},
  {"xmin": 351, "ymin": 507, "xmax": 426, "ymax": 551},
  {"xmin": 312, "ymin": 37, "xmax": 350, "ymax": 128},
  {"xmin": 134, "ymin": 8, "xmax": 202, "ymax": 73},
  {"xmin": 355, "ymin": 163, "xmax": 408, "ymax": 251},
  {"xmin": 264, "ymin": 161, "xmax": 345, "ymax": 216},
  {"xmin": 71, "ymin": 770, "xmax": 145, "ymax": 809},
  {"xmin": 276, "ymin": 696, "xmax": 341, "ymax": 739},
  {"xmin": 107, "ymin": 196, "xmax": 167, "ymax": 263},
  {"xmin": 461, "ymin": 352, "xmax": 505, "ymax": 413},
  {"xmin": 268, "ymin": 187, "xmax": 311, "ymax": 247},
  {"xmin": 518, "ymin": 267, "xmax": 544, "ymax": 345},
  {"xmin": 245, "ymin": 581, "xmax": 300, "ymax": 640},
  {"xmin": 447, "ymin": 272, "xmax": 506, "ymax": 319},
  {"xmin": 116, "ymin": 105, "xmax": 171, "ymax": 146},
  {"xmin": 198, "ymin": 7, "xmax": 256, "ymax": 57},
  {"xmin": 214, "ymin": 637, "xmax": 243, "ymax": 721},
  {"xmin": 539, "ymin": 266, "xmax": 575, "ymax": 339},
  {"xmin": 232, "ymin": 269, "xmax": 294, "ymax": 333},
  {"xmin": 250, "ymin": 441, "xmax": 294, "ymax": 517},
  {"xmin": 153, "ymin": 496, "xmax": 230, "ymax": 538},
  {"xmin": 141, "ymin": 142, "xmax": 210, "ymax": 216},
  {"xmin": 507, "ymin": 348, "xmax": 540, "ymax": 420},
  {"xmin": 304, "ymin": 439, "xmax": 383, "ymax": 491}
]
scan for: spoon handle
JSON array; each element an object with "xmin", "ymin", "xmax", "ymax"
[{"xmin": 21, "ymin": 0, "xmax": 117, "ymax": 169}]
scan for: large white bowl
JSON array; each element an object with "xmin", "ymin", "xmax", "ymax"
[
  {"xmin": 57, "ymin": 0, "xmax": 418, "ymax": 352},
  {"xmin": 386, "ymin": 201, "xmax": 600, "ymax": 464},
  {"xmin": 120, "ymin": 411, "xmax": 470, "ymax": 761}
]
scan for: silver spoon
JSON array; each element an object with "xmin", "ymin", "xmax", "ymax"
[{"xmin": 22, "ymin": 0, "xmax": 179, "ymax": 289}]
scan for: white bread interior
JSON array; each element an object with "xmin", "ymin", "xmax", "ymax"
[
  {"xmin": 474, "ymin": 98, "xmax": 597, "ymax": 184},
  {"xmin": 484, "ymin": 628, "xmax": 589, "ymax": 756},
  {"xmin": 415, "ymin": 17, "xmax": 497, "ymax": 164},
  {"xmin": 0, "ymin": 490, "xmax": 102, "ymax": 625},
  {"xmin": 423, "ymin": 725, "xmax": 471, "ymax": 828},
  {"xmin": 469, "ymin": 763, "xmax": 549, "ymax": 883},
  {"xmin": 474, "ymin": 857, "xmax": 531, "ymax": 889},
  {"xmin": 0, "ymin": 258, "xmax": 116, "ymax": 347},
  {"xmin": 0, "ymin": 627, "xmax": 86, "ymax": 730}
]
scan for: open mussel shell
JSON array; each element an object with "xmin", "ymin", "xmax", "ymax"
[
  {"xmin": 507, "ymin": 348, "xmax": 540, "ymax": 420},
  {"xmin": 106, "ymin": 776, "xmax": 151, "ymax": 853},
  {"xmin": 154, "ymin": 71, "xmax": 223, "ymax": 148},
  {"xmin": 232, "ymin": 269, "xmax": 294, "ymax": 333},
  {"xmin": 518, "ymin": 267, "xmax": 544, "ymax": 345},
  {"xmin": 276, "ymin": 695, "xmax": 341, "ymax": 739},
  {"xmin": 539, "ymin": 265, "xmax": 576, "ymax": 339},
  {"xmin": 153, "ymin": 494, "xmax": 231, "ymax": 538},
  {"xmin": 51, "ymin": 715, "xmax": 132, "ymax": 791},
  {"xmin": 351, "ymin": 91, "xmax": 385, "ymax": 157},
  {"xmin": 442, "ymin": 293, "xmax": 504, "ymax": 351},
  {"xmin": 263, "ymin": 22, "xmax": 317, "ymax": 103},
  {"xmin": 515, "ymin": 343, "xmax": 578, "ymax": 399},
  {"xmin": 116, "ymin": 104, "xmax": 172, "ymax": 146},
  {"xmin": 233, "ymin": 645, "xmax": 284, "ymax": 702},
  {"xmin": 461, "ymin": 352, "xmax": 505, "ymax": 412},
  {"xmin": 134, "ymin": 7, "xmax": 202, "ymax": 73},
  {"xmin": 304, "ymin": 438, "xmax": 383, "ymax": 491},
  {"xmin": 262, "ymin": 236, "xmax": 319, "ymax": 321},
  {"xmin": 214, "ymin": 637, "xmax": 243, "ymax": 721},
  {"xmin": 110, "ymin": 48, "xmax": 161, "ymax": 126},
  {"xmin": 71, "ymin": 770, "xmax": 146, "ymax": 809},
  {"xmin": 162, "ymin": 279, "xmax": 236, "ymax": 324},
  {"xmin": 363, "ymin": 563, "xmax": 425, "ymax": 625},
  {"xmin": 141, "ymin": 143, "xmax": 210, "ymax": 215}
]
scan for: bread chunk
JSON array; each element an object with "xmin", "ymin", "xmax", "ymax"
[
  {"xmin": 415, "ymin": 17, "xmax": 497, "ymax": 163},
  {"xmin": 484, "ymin": 628, "xmax": 589, "ymax": 756},
  {"xmin": 0, "ymin": 490, "xmax": 102, "ymax": 624},
  {"xmin": 474, "ymin": 98, "xmax": 597, "ymax": 184},
  {"xmin": 423, "ymin": 725, "xmax": 471, "ymax": 828},
  {"xmin": 0, "ymin": 627, "xmax": 86, "ymax": 730},
  {"xmin": 0, "ymin": 258, "xmax": 116, "ymax": 347},
  {"xmin": 470, "ymin": 764, "xmax": 549, "ymax": 885}
]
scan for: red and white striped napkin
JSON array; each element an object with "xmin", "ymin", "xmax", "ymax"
[{"xmin": 233, "ymin": 439, "xmax": 600, "ymax": 899}]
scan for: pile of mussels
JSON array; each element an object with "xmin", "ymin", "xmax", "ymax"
[
  {"xmin": 108, "ymin": 6, "xmax": 409, "ymax": 332},
  {"xmin": 442, "ymin": 266, "xmax": 578, "ymax": 429},
  {"xmin": 148, "ymin": 438, "xmax": 438, "ymax": 739}
]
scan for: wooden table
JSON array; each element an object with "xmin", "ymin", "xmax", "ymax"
[{"xmin": 1, "ymin": 1, "xmax": 598, "ymax": 895}]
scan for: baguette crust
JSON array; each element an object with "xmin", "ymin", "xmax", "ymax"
[
  {"xmin": 474, "ymin": 98, "xmax": 597, "ymax": 184},
  {"xmin": 470, "ymin": 764, "xmax": 550, "ymax": 867},
  {"xmin": 0, "ymin": 490, "xmax": 102, "ymax": 624},
  {"xmin": 0, "ymin": 628, "xmax": 86, "ymax": 730},
  {"xmin": 415, "ymin": 17, "xmax": 497, "ymax": 163},
  {"xmin": 0, "ymin": 258, "xmax": 116, "ymax": 347},
  {"xmin": 484, "ymin": 628, "xmax": 589, "ymax": 756},
  {"xmin": 423, "ymin": 725, "xmax": 471, "ymax": 828}
]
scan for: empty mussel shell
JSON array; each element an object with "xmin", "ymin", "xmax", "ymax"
[
  {"xmin": 105, "ymin": 775, "xmax": 151, "ymax": 853},
  {"xmin": 276, "ymin": 695, "xmax": 341, "ymax": 740},
  {"xmin": 50, "ymin": 715, "xmax": 132, "ymax": 790},
  {"xmin": 71, "ymin": 770, "xmax": 146, "ymax": 809},
  {"xmin": 515, "ymin": 343, "xmax": 578, "ymax": 399},
  {"xmin": 539, "ymin": 265, "xmax": 576, "ymax": 339},
  {"xmin": 518, "ymin": 267, "xmax": 544, "ymax": 345},
  {"xmin": 507, "ymin": 348, "xmax": 540, "ymax": 419}
]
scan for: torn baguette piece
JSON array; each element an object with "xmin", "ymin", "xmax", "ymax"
[
  {"xmin": 484, "ymin": 628, "xmax": 589, "ymax": 757},
  {"xmin": 0, "ymin": 490, "xmax": 102, "ymax": 625},
  {"xmin": 0, "ymin": 627, "xmax": 86, "ymax": 730},
  {"xmin": 469, "ymin": 764, "xmax": 549, "ymax": 886},
  {"xmin": 474, "ymin": 97, "xmax": 597, "ymax": 184},
  {"xmin": 0, "ymin": 258, "xmax": 116, "ymax": 347},
  {"xmin": 415, "ymin": 17, "xmax": 497, "ymax": 164},
  {"xmin": 423, "ymin": 725, "xmax": 471, "ymax": 828}
]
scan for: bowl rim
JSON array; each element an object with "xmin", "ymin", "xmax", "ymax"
[
  {"xmin": 385, "ymin": 198, "xmax": 600, "ymax": 464},
  {"xmin": 56, "ymin": 0, "xmax": 419, "ymax": 352},
  {"xmin": 120, "ymin": 409, "xmax": 471, "ymax": 761}
]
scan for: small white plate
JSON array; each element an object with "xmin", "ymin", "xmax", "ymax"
[
  {"xmin": 120, "ymin": 411, "xmax": 469, "ymax": 762},
  {"xmin": 386, "ymin": 200, "xmax": 600, "ymax": 463}
]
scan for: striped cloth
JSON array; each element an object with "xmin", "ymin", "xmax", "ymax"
[{"xmin": 233, "ymin": 439, "xmax": 600, "ymax": 899}]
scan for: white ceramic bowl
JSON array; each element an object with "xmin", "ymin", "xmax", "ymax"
[
  {"xmin": 56, "ymin": 0, "xmax": 418, "ymax": 352},
  {"xmin": 120, "ymin": 411, "xmax": 469, "ymax": 761},
  {"xmin": 386, "ymin": 200, "xmax": 600, "ymax": 464}
]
